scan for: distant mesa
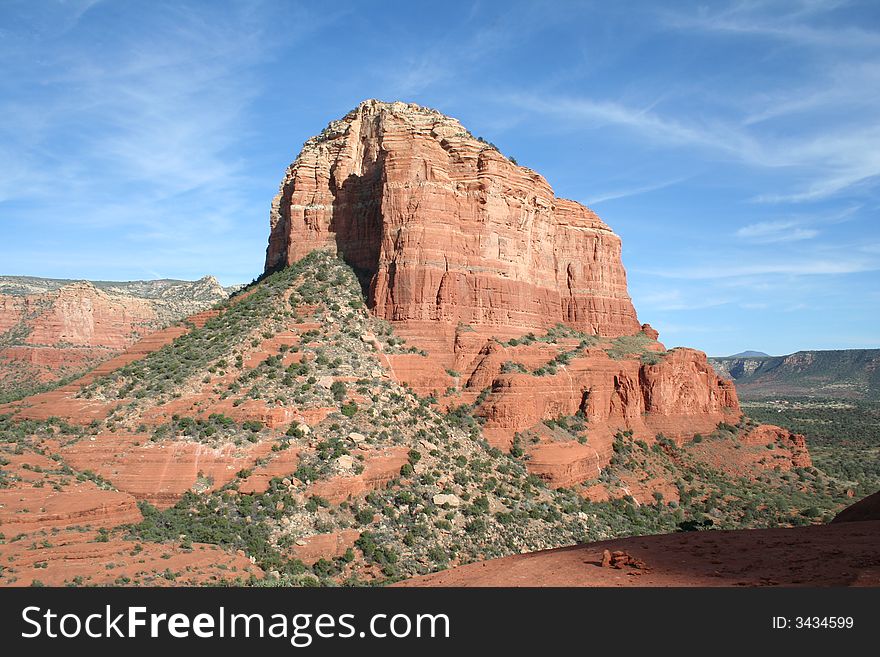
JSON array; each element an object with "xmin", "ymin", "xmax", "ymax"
[
  {"xmin": 727, "ymin": 350, "xmax": 770, "ymax": 358},
  {"xmin": 710, "ymin": 348, "xmax": 880, "ymax": 400}
]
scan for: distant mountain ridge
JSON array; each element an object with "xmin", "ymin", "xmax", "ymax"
[
  {"xmin": 0, "ymin": 274, "xmax": 239, "ymax": 299},
  {"xmin": 0, "ymin": 274, "xmax": 230, "ymax": 400},
  {"xmin": 710, "ymin": 349, "xmax": 880, "ymax": 399}
]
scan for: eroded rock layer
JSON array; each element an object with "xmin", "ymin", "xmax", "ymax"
[
  {"xmin": 0, "ymin": 276, "xmax": 229, "ymax": 395},
  {"xmin": 266, "ymin": 100, "xmax": 742, "ymax": 458},
  {"xmin": 266, "ymin": 99, "xmax": 641, "ymax": 338}
]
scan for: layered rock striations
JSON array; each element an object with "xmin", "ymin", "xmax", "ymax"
[
  {"xmin": 478, "ymin": 346, "xmax": 739, "ymax": 449},
  {"xmin": 0, "ymin": 276, "xmax": 229, "ymax": 395},
  {"xmin": 2, "ymin": 282, "xmax": 158, "ymax": 350},
  {"xmin": 266, "ymin": 100, "xmax": 741, "ymax": 456},
  {"xmin": 266, "ymin": 99, "xmax": 640, "ymax": 338}
]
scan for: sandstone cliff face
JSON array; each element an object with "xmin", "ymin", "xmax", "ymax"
[
  {"xmin": 266, "ymin": 99, "xmax": 640, "ymax": 338},
  {"xmin": 0, "ymin": 276, "xmax": 228, "ymax": 395},
  {"xmin": 743, "ymin": 424, "xmax": 812, "ymax": 469},
  {"xmin": 0, "ymin": 276, "xmax": 230, "ymax": 350},
  {"xmin": 9, "ymin": 282, "xmax": 157, "ymax": 349},
  {"xmin": 266, "ymin": 100, "xmax": 741, "ymax": 459},
  {"xmin": 477, "ymin": 346, "xmax": 739, "ymax": 449}
]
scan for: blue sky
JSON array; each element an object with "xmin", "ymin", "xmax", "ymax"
[{"xmin": 1, "ymin": 0, "xmax": 878, "ymax": 356}]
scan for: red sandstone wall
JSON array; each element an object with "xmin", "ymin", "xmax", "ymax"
[{"xmin": 266, "ymin": 100, "xmax": 641, "ymax": 338}]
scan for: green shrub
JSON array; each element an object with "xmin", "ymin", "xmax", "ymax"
[{"xmin": 330, "ymin": 381, "xmax": 347, "ymax": 401}]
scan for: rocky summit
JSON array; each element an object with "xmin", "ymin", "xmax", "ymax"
[{"xmin": 0, "ymin": 100, "xmax": 868, "ymax": 587}]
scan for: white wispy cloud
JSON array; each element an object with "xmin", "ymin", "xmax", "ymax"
[
  {"xmin": 584, "ymin": 175, "xmax": 690, "ymax": 205},
  {"xmin": 0, "ymin": 1, "xmax": 347, "ymax": 283},
  {"xmin": 502, "ymin": 93, "xmax": 740, "ymax": 152},
  {"xmin": 505, "ymin": 88, "xmax": 880, "ymax": 203},
  {"xmin": 496, "ymin": 1, "xmax": 880, "ymax": 204},
  {"xmin": 642, "ymin": 258, "xmax": 880, "ymax": 280},
  {"xmin": 0, "ymin": 4, "xmax": 265, "ymax": 205},
  {"xmin": 741, "ymin": 61, "xmax": 880, "ymax": 126},
  {"xmin": 661, "ymin": 0, "xmax": 880, "ymax": 49},
  {"xmin": 0, "ymin": 1, "xmax": 356, "ymax": 285},
  {"xmin": 735, "ymin": 220, "xmax": 819, "ymax": 242},
  {"xmin": 380, "ymin": 5, "xmax": 559, "ymax": 97},
  {"xmin": 0, "ymin": 0, "xmax": 105, "ymax": 40}
]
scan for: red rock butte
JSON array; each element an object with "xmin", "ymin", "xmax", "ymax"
[
  {"xmin": 265, "ymin": 99, "xmax": 640, "ymax": 338},
  {"xmin": 264, "ymin": 100, "xmax": 740, "ymax": 451}
]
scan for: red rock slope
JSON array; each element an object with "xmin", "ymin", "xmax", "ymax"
[
  {"xmin": 0, "ymin": 442, "xmax": 262, "ymax": 587},
  {"xmin": 0, "ymin": 276, "xmax": 228, "ymax": 396},
  {"xmin": 396, "ymin": 520, "xmax": 880, "ymax": 587}
]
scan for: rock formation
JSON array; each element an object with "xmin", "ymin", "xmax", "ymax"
[
  {"xmin": 0, "ymin": 275, "xmax": 229, "ymax": 396},
  {"xmin": 0, "ymin": 222, "xmax": 838, "ymax": 587},
  {"xmin": 266, "ymin": 99, "xmax": 640, "ymax": 338},
  {"xmin": 266, "ymin": 99, "xmax": 741, "ymax": 451},
  {"xmin": 1, "ymin": 281, "xmax": 158, "ymax": 350},
  {"xmin": 477, "ymin": 344, "xmax": 739, "ymax": 449},
  {"xmin": 743, "ymin": 424, "xmax": 812, "ymax": 469}
]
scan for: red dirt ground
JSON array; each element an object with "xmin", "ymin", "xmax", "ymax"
[
  {"xmin": 0, "ymin": 530, "xmax": 263, "ymax": 587},
  {"xmin": 396, "ymin": 521, "xmax": 880, "ymax": 587}
]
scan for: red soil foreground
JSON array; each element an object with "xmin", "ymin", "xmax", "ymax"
[{"xmin": 396, "ymin": 521, "xmax": 880, "ymax": 587}]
